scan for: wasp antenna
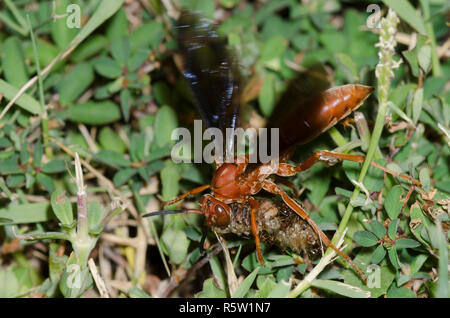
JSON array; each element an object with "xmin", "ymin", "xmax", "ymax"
[
  {"xmin": 142, "ymin": 210, "xmax": 183, "ymax": 217},
  {"xmin": 142, "ymin": 209, "xmax": 203, "ymax": 218}
]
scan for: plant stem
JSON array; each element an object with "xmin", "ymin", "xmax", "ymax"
[
  {"xmin": 27, "ymin": 15, "xmax": 53, "ymax": 159},
  {"xmin": 328, "ymin": 127, "xmax": 347, "ymax": 147},
  {"xmin": 75, "ymin": 153, "xmax": 89, "ymax": 246},
  {"xmin": 420, "ymin": 0, "xmax": 442, "ymax": 77}
]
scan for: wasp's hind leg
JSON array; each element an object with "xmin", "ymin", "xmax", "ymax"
[
  {"xmin": 276, "ymin": 150, "xmax": 421, "ymax": 188},
  {"xmin": 248, "ymin": 197, "xmax": 265, "ymax": 265},
  {"xmin": 262, "ymin": 179, "xmax": 367, "ymax": 282}
]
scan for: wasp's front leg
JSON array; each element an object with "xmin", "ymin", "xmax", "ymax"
[{"xmin": 162, "ymin": 184, "xmax": 211, "ymax": 207}]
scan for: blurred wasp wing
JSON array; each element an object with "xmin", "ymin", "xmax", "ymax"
[{"xmin": 176, "ymin": 11, "xmax": 242, "ymax": 146}]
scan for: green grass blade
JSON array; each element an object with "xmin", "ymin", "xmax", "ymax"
[
  {"xmin": 231, "ymin": 267, "xmax": 260, "ymax": 298},
  {"xmin": 311, "ymin": 279, "xmax": 371, "ymax": 298},
  {"xmin": 0, "ymin": 203, "xmax": 52, "ymax": 225},
  {"xmin": 0, "ymin": 79, "xmax": 41, "ymax": 115}
]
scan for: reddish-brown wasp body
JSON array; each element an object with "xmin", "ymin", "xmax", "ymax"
[{"xmin": 144, "ymin": 11, "xmax": 422, "ymax": 282}]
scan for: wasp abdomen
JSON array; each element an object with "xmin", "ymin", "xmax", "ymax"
[{"xmin": 213, "ymin": 199, "xmax": 322, "ymax": 257}]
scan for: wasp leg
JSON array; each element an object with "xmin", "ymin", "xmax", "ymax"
[
  {"xmin": 199, "ymin": 231, "xmax": 208, "ymax": 256},
  {"xmin": 273, "ymin": 176, "xmax": 301, "ymax": 198},
  {"xmin": 262, "ymin": 179, "xmax": 367, "ymax": 282},
  {"xmin": 248, "ymin": 197, "xmax": 264, "ymax": 265},
  {"xmin": 276, "ymin": 150, "xmax": 421, "ymax": 187},
  {"xmin": 162, "ymin": 184, "xmax": 210, "ymax": 207}
]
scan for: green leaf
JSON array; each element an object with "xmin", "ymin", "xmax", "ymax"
[
  {"xmin": 258, "ymin": 74, "xmax": 276, "ymax": 117},
  {"xmin": 386, "ymin": 285, "xmax": 415, "ymax": 298},
  {"xmin": 160, "ymin": 164, "xmax": 181, "ymax": 202},
  {"xmin": 353, "ymin": 231, "xmax": 379, "ymax": 247},
  {"xmin": 88, "ymin": 201, "xmax": 103, "ymax": 234},
  {"xmin": 68, "ymin": 101, "xmax": 121, "ymax": 125},
  {"xmin": 33, "ymin": 140, "xmax": 43, "ymax": 167},
  {"xmin": 98, "ymin": 127, "xmax": 127, "ymax": 154},
  {"xmin": 128, "ymin": 286, "xmax": 151, "ymax": 298},
  {"xmin": 195, "ymin": 278, "xmax": 227, "ymax": 298},
  {"xmin": 388, "ymin": 219, "xmax": 399, "ymax": 241},
  {"xmin": 130, "ymin": 21, "xmax": 164, "ymax": 51},
  {"xmin": 113, "ymin": 36, "xmax": 131, "ymax": 64},
  {"xmin": 6, "ymin": 174, "xmax": 25, "ymax": 188},
  {"xmin": 208, "ymin": 256, "xmax": 227, "ymax": 291},
  {"xmin": 94, "ymin": 56, "xmax": 122, "ymax": 78},
  {"xmin": 26, "ymin": 38, "xmax": 64, "ymax": 72},
  {"xmin": 51, "ymin": 190, "xmax": 74, "ymax": 226},
  {"xmin": 71, "ymin": 35, "xmax": 109, "ymax": 63},
  {"xmin": 388, "ymin": 247, "xmax": 400, "ymax": 269},
  {"xmin": 418, "ymin": 45, "xmax": 432, "ymax": 73},
  {"xmin": 49, "ymin": 243, "xmax": 68, "ymax": 283},
  {"xmin": 161, "ymin": 228, "xmax": 190, "ymax": 264},
  {"xmin": 402, "ymin": 50, "xmax": 419, "ymax": 77},
  {"xmin": 58, "ymin": 63, "xmax": 94, "ymax": 105},
  {"xmin": 69, "ymin": 0, "xmax": 125, "ymax": 51},
  {"xmin": 128, "ymin": 48, "xmax": 150, "ymax": 72},
  {"xmin": 311, "ymin": 279, "xmax": 371, "ymax": 298},
  {"xmin": 129, "ymin": 133, "xmax": 146, "ymax": 162},
  {"xmin": 384, "ymin": 185, "xmax": 404, "ymax": 220},
  {"xmin": 20, "ymin": 142, "xmax": 29, "ymax": 165},
  {"xmin": 42, "ymin": 160, "xmax": 67, "ymax": 174},
  {"xmin": 51, "ymin": 0, "xmax": 78, "ymax": 49},
  {"xmin": 96, "ymin": 150, "xmax": 131, "ymax": 168},
  {"xmin": 419, "ymin": 167, "xmax": 431, "ymax": 193},
  {"xmin": 0, "ymin": 138, "xmax": 12, "ymax": 148},
  {"xmin": 0, "ymin": 203, "xmax": 52, "ymax": 225},
  {"xmin": 395, "ymin": 238, "xmax": 420, "ymax": 249},
  {"xmin": 154, "ymin": 106, "xmax": 178, "ymax": 148},
  {"xmin": 0, "ymin": 268, "xmax": 25, "ymax": 297},
  {"xmin": 59, "ymin": 265, "xmax": 93, "ymax": 298},
  {"xmin": 343, "ymin": 251, "xmax": 395, "ymax": 298},
  {"xmin": 371, "ymin": 244, "xmax": 387, "ymax": 264},
  {"xmin": 412, "ymin": 88, "xmax": 424, "ymax": 125},
  {"xmin": 2, "ymin": 37, "xmax": 28, "ymax": 88},
  {"xmin": 370, "ymin": 220, "xmax": 386, "ymax": 239},
  {"xmin": 410, "ymin": 254, "xmax": 428, "ymax": 275},
  {"xmin": 120, "ymin": 89, "xmax": 131, "ymax": 122},
  {"xmin": 113, "ymin": 168, "xmax": 137, "ymax": 187},
  {"xmin": 260, "ymin": 36, "xmax": 288, "ymax": 62},
  {"xmin": 254, "ymin": 277, "xmax": 277, "ymax": 298},
  {"xmin": 36, "ymin": 173, "xmax": 55, "ymax": 193},
  {"xmin": 0, "ymin": 79, "xmax": 41, "ymax": 115},
  {"xmin": 334, "ymin": 52, "xmax": 358, "ymax": 81},
  {"xmin": 231, "ymin": 267, "xmax": 260, "ymax": 298},
  {"xmin": 106, "ymin": 8, "xmax": 129, "ymax": 41},
  {"xmin": 267, "ymin": 279, "xmax": 291, "ymax": 298}
]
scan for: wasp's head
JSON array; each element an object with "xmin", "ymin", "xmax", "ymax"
[{"xmin": 199, "ymin": 194, "xmax": 231, "ymax": 228}]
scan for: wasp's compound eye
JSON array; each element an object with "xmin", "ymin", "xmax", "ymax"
[
  {"xmin": 208, "ymin": 202, "xmax": 230, "ymax": 229},
  {"xmin": 214, "ymin": 204, "xmax": 225, "ymax": 216}
]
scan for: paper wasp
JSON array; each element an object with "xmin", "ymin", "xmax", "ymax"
[{"xmin": 144, "ymin": 11, "xmax": 421, "ymax": 282}]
